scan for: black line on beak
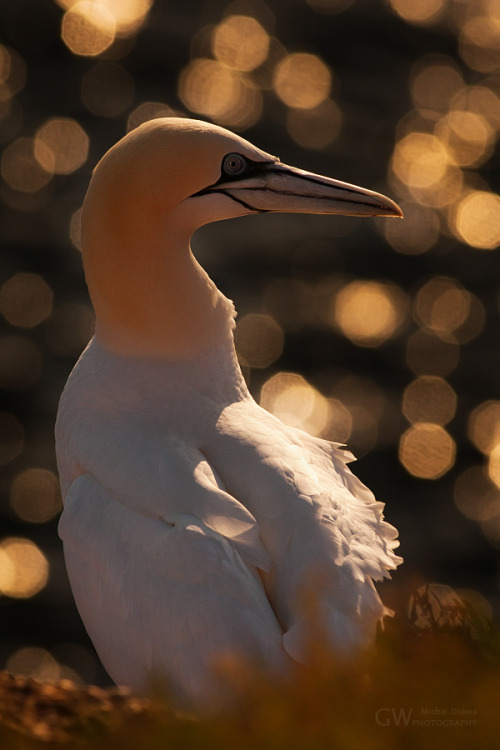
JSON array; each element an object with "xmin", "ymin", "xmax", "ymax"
[
  {"xmin": 213, "ymin": 190, "xmax": 269, "ymax": 213},
  {"xmin": 191, "ymin": 156, "xmax": 275, "ymax": 199},
  {"xmin": 190, "ymin": 156, "xmax": 400, "ymax": 216}
]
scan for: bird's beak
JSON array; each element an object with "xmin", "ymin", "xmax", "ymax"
[{"xmin": 207, "ymin": 161, "xmax": 403, "ymax": 218}]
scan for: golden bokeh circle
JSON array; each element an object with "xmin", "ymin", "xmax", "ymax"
[
  {"xmin": 0, "ymin": 537, "xmax": 49, "ymax": 598},
  {"xmin": 35, "ymin": 118, "xmax": 89, "ymax": 175},
  {"xmin": 1, "ymin": 137, "xmax": 53, "ymax": 193},
  {"xmin": 399, "ymin": 423, "xmax": 456, "ymax": 479},
  {"xmin": 234, "ymin": 313, "xmax": 284, "ymax": 369},
  {"xmin": 453, "ymin": 191, "xmax": 500, "ymax": 250},
  {"xmin": 178, "ymin": 58, "xmax": 261, "ymax": 128},
  {"xmin": 274, "ymin": 53, "xmax": 331, "ymax": 109},
  {"xmin": 212, "ymin": 15, "xmax": 270, "ymax": 72},
  {"xmin": 10, "ymin": 468, "xmax": 62, "ymax": 524},
  {"xmin": 468, "ymin": 401, "xmax": 500, "ymax": 455},
  {"xmin": 402, "ymin": 376, "xmax": 457, "ymax": 426},
  {"xmin": 392, "ymin": 132, "xmax": 451, "ymax": 189},
  {"xmin": 260, "ymin": 372, "xmax": 329, "ymax": 436},
  {"xmin": 334, "ymin": 281, "xmax": 406, "ymax": 347},
  {"xmin": 0, "ymin": 273, "xmax": 53, "ymax": 328},
  {"xmin": 62, "ymin": 1, "xmax": 116, "ymax": 57},
  {"xmin": 389, "ymin": 0, "xmax": 445, "ymax": 24}
]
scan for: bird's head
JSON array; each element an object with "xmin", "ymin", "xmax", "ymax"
[
  {"xmin": 83, "ymin": 117, "xmax": 402, "ymax": 247},
  {"xmin": 81, "ymin": 117, "xmax": 402, "ymax": 358}
]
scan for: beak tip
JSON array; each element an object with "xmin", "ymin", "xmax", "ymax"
[{"xmin": 380, "ymin": 199, "xmax": 403, "ymax": 219}]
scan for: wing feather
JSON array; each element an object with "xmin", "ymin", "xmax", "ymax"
[
  {"xmin": 59, "ymin": 413, "xmax": 270, "ymax": 571},
  {"xmin": 59, "ymin": 474, "xmax": 286, "ymax": 709},
  {"xmin": 203, "ymin": 399, "xmax": 402, "ymax": 660}
]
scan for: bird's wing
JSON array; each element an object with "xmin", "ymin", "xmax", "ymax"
[
  {"xmin": 208, "ymin": 399, "xmax": 401, "ymax": 577},
  {"xmin": 58, "ymin": 410, "xmax": 270, "ymax": 571},
  {"xmin": 202, "ymin": 399, "xmax": 402, "ymax": 659},
  {"xmin": 59, "ymin": 472, "xmax": 286, "ymax": 709},
  {"xmin": 292, "ymin": 427, "xmax": 402, "ymax": 579}
]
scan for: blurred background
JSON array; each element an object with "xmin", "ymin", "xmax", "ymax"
[{"xmin": 0, "ymin": 0, "xmax": 499, "ymax": 686}]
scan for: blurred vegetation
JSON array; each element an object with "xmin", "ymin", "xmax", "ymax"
[
  {"xmin": 2, "ymin": 593, "xmax": 500, "ymax": 748},
  {"xmin": 1, "ymin": 0, "xmax": 500, "ymax": 734}
]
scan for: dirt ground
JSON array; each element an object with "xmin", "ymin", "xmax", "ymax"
[{"xmin": 0, "ymin": 670, "xmax": 153, "ymax": 743}]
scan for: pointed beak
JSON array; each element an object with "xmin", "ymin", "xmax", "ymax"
[{"xmin": 210, "ymin": 161, "xmax": 403, "ymax": 218}]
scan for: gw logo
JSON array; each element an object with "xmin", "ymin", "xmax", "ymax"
[{"xmin": 375, "ymin": 708, "xmax": 413, "ymax": 727}]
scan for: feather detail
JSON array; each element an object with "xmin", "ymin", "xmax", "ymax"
[{"xmin": 59, "ymin": 474, "xmax": 286, "ymax": 709}]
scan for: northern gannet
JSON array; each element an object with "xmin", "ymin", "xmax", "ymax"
[{"xmin": 56, "ymin": 117, "xmax": 403, "ymax": 710}]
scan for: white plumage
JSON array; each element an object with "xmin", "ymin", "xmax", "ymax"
[{"xmin": 56, "ymin": 118, "xmax": 402, "ymax": 710}]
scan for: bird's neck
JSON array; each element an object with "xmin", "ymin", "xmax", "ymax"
[{"xmin": 82, "ymin": 211, "xmax": 237, "ymax": 361}]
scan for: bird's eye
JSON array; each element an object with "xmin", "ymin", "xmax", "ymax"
[{"xmin": 222, "ymin": 153, "xmax": 247, "ymax": 177}]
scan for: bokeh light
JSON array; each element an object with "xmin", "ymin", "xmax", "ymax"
[
  {"xmin": 1, "ymin": 137, "xmax": 53, "ymax": 193},
  {"xmin": 468, "ymin": 401, "xmax": 500, "ymax": 455},
  {"xmin": 392, "ymin": 132, "xmax": 451, "ymax": 190},
  {"xmin": 9, "ymin": 645, "xmax": 91, "ymax": 686},
  {"xmin": 260, "ymin": 372, "xmax": 329, "ymax": 436},
  {"xmin": 334, "ymin": 281, "xmax": 407, "ymax": 347},
  {"xmin": 0, "ymin": 537, "xmax": 49, "ymax": 598},
  {"xmin": 459, "ymin": 15, "xmax": 500, "ymax": 74},
  {"xmin": 178, "ymin": 58, "xmax": 261, "ymax": 128},
  {"xmin": 414, "ymin": 276, "xmax": 481, "ymax": 343},
  {"xmin": 454, "ymin": 466, "xmax": 500, "ymax": 522},
  {"xmin": 234, "ymin": 313, "xmax": 284, "ymax": 368},
  {"xmin": 212, "ymin": 15, "xmax": 270, "ymax": 72},
  {"xmin": 402, "ymin": 376, "xmax": 457, "ymax": 426},
  {"xmin": 61, "ymin": 1, "xmax": 116, "ymax": 57},
  {"xmin": 399, "ymin": 423, "xmax": 456, "ymax": 479},
  {"xmin": 99, "ymin": 0, "xmax": 153, "ymax": 37},
  {"xmin": 6, "ymin": 647, "xmax": 62, "ymax": 682},
  {"xmin": 410, "ymin": 58, "xmax": 464, "ymax": 113},
  {"xmin": 273, "ymin": 53, "xmax": 331, "ymax": 109},
  {"xmin": 451, "ymin": 84, "xmax": 500, "ymax": 133},
  {"xmin": 436, "ymin": 110, "xmax": 493, "ymax": 167},
  {"xmin": 389, "ymin": 0, "xmax": 445, "ymax": 25},
  {"xmin": 0, "ymin": 273, "xmax": 53, "ymax": 328},
  {"xmin": 0, "ymin": 44, "xmax": 26, "ymax": 98},
  {"xmin": 325, "ymin": 398, "xmax": 353, "ymax": 443},
  {"xmin": 327, "ymin": 375, "xmax": 386, "ymax": 455},
  {"xmin": 452, "ymin": 190, "xmax": 500, "ymax": 249},
  {"xmin": 383, "ymin": 201, "xmax": 440, "ymax": 254},
  {"xmin": 5, "ymin": 646, "xmax": 84, "ymax": 684},
  {"xmin": 406, "ymin": 329, "xmax": 460, "ymax": 376},
  {"xmin": 10, "ymin": 468, "xmax": 62, "ymax": 524},
  {"xmin": 34, "ymin": 118, "xmax": 89, "ymax": 175},
  {"xmin": 57, "ymin": 0, "xmax": 153, "ymax": 37},
  {"xmin": 488, "ymin": 444, "xmax": 500, "ymax": 490}
]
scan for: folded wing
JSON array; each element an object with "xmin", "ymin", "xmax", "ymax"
[{"xmin": 59, "ymin": 473, "xmax": 286, "ymax": 710}]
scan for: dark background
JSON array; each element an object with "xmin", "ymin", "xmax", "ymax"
[{"xmin": 0, "ymin": 0, "xmax": 499, "ymax": 685}]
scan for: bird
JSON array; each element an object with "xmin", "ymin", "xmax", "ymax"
[{"xmin": 56, "ymin": 117, "xmax": 403, "ymax": 711}]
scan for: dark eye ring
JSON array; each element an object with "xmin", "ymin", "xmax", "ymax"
[{"xmin": 222, "ymin": 153, "xmax": 247, "ymax": 177}]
